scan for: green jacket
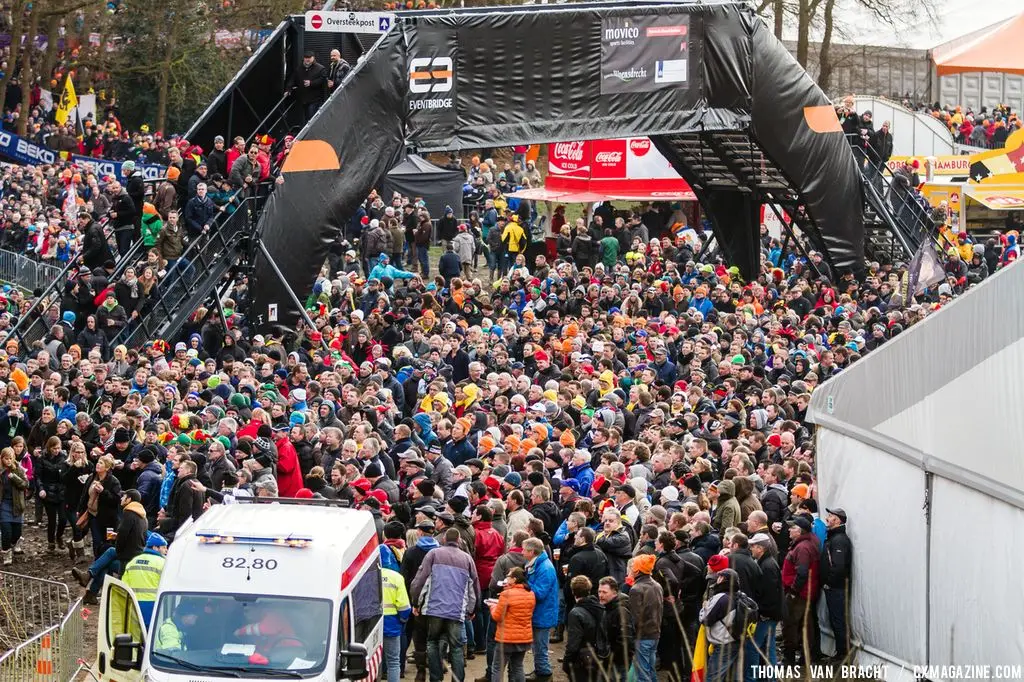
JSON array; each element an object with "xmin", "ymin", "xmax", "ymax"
[
  {"xmin": 2, "ymin": 465, "xmax": 28, "ymax": 517},
  {"xmin": 599, "ymin": 236, "xmax": 620, "ymax": 268},
  {"xmin": 141, "ymin": 213, "xmax": 163, "ymax": 247}
]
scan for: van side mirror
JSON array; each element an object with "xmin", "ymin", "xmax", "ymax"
[
  {"xmin": 112, "ymin": 633, "xmax": 143, "ymax": 671},
  {"xmin": 337, "ymin": 641, "xmax": 368, "ymax": 680}
]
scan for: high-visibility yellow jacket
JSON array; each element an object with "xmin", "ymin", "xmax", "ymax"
[
  {"xmin": 382, "ymin": 567, "xmax": 411, "ymax": 637},
  {"xmin": 122, "ymin": 549, "xmax": 165, "ymax": 626}
]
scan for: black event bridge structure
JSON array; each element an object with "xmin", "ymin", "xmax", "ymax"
[{"xmin": 187, "ymin": 1, "xmax": 886, "ymax": 331}]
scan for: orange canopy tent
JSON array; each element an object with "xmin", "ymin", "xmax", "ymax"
[{"xmin": 935, "ymin": 13, "xmax": 1024, "ymax": 77}]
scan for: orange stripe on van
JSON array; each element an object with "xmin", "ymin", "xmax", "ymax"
[
  {"xmin": 803, "ymin": 105, "xmax": 843, "ymax": 133},
  {"xmin": 341, "ymin": 535, "xmax": 379, "ymax": 590}
]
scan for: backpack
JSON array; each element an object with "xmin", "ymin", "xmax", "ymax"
[{"xmin": 728, "ymin": 590, "xmax": 759, "ymax": 642}]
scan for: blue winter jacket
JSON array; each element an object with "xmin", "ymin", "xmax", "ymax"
[
  {"xmin": 135, "ymin": 460, "xmax": 164, "ymax": 520},
  {"xmin": 568, "ymin": 462, "xmax": 595, "ymax": 497},
  {"xmin": 526, "ymin": 551, "xmax": 559, "ymax": 628}
]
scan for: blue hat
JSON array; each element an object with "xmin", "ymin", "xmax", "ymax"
[
  {"xmin": 503, "ymin": 472, "xmax": 522, "ymax": 487},
  {"xmin": 379, "ymin": 253, "xmax": 389, "ymax": 262},
  {"xmin": 559, "ymin": 478, "xmax": 581, "ymax": 494},
  {"xmin": 145, "ymin": 532, "xmax": 168, "ymax": 549},
  {"xmin": 62, "ymin": 311, "xmax": 76, "ymax": 324},
  {"xmin": 289, "ymin": 411, "xmax": 306, "ymax": 426}
]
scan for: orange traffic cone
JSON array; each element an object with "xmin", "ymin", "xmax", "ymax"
[{"xmin": 35, "ymin": 633, "xmax": 54, "ymax": 681}]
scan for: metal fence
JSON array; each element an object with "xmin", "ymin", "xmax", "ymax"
[
  {"xmin": 0, "ymin": 250, "xmax": 64, "ymax": 294},
  {"xmin": 0, "ymin": 571, "xmax": 84, "ymax": 682}
]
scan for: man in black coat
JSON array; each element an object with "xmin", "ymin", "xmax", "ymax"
[
  {"xmin": 107, "ymin": 180, "xmax": 137, "ymax": 259},
  {"xmin": 727, "ymin": 532, "xmax": 764, "ymax": 604},
  {"xmin": 78, "ymin": 212, "xmax": 108, "ymax": 270},
  {"xmin": 157, "ymin": 459, "xmax": 204, "ymax": 541},
  {"xmin": 653, "ymin": 532, "xmax": 689, "ymax": 682},
  {"xmin": 820, "ymin": 509, "xmax": 852, "ymax": 661},
  {"xmin": 598, "ymin": 576, "xmax": 634, "ymax": 682},
  {"xmin": 291, "ymin": 50, "xmax": 327, "ymax": 122},
  {"xmin": 749, "ymin": 533, "xmax": 785, "ymax": 675},
  {"xmin": 566, "ymin": 527, "xmax": 609, "ymax": 593}
]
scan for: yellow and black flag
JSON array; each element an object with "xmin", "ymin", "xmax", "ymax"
[{"xmin": 54, "ymin": 75, "xmax": 78, "ymax": 126}]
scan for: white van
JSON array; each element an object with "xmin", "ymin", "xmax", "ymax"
[{"xmin": 93, "ymin": 500, "xmax": 383, "ymax": 681}]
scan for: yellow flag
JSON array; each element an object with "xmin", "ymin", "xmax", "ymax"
[
  {"xmin": 690, "ymin": 624, "xmax": 707, "ymax": 682},
  {"xmin": 55, "ymin": 75, "xmax": 78, "ymax": 126}
]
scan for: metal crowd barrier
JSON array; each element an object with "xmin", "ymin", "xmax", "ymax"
[
  {"xmin": 0, "ymin": 250, "xmax": 64, "ymax": 294},
  {"xmin": 0, "ymin": 571, "xmax": 84, "ymax": 682}
]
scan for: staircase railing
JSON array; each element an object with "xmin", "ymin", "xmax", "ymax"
[
  {"xmin": 110, "ymin": 197, "xmax": 259, "ymax": 348},
  {"xmin": 848, "ymin": 133, "xmax": 940, "ymax": 256}
]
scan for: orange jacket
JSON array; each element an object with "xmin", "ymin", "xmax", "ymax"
[{"xmin": 490, "ymin": 583, "xmax": 536, "ymax": 645}]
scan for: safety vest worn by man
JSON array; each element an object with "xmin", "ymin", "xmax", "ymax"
[
  {"xmin": 382, "ymin": 567, "xmax": 412, "ymax": 638},
  {"xmin": 121, "ymin": 549, "xmax": 166, "ymax": 627}
]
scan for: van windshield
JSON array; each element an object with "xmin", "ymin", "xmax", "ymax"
[{"xmin": 150, "ymin": 593, "xmax": 332, "ymax": 677}]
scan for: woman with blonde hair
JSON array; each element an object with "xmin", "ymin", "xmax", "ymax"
[
  {"xmin": 63, "ymin": 442, "xmax": 93, "ymax": 562},
  {"xmin": 78, "ymin": 454, "xmax": 122, "ymax": 557},
  {"xmin": 0, "ymin": 446, "xmax": 28, "ymax": 565}
]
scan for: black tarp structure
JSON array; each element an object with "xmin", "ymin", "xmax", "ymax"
[
  {"xmin": 251, "ymin": 1, "xmax": 864, "ymax": 328},
  {"xmin": 379, "ymin": 155, "xmax": 464, "ymax": 221}
]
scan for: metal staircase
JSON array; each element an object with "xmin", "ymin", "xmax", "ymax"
[
  {"xmin": 109, "ymin": 199, "xmax": 259, "ymax": 348},
  {"xmin": 852, "ymin": 136, "xmax": 941, "ymax": 262}
]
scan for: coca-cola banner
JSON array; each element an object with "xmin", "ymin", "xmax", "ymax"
[
  {"xmin": 601, "ymin": 15, "xmax": 694, "ymax": 95},
  {"xmin": 549, "ymin": 141, "xmax": 592, "ymax": 183},
  {"xmin": 547, "ymin": 138, "xmax": 692, "ymax": 197}
]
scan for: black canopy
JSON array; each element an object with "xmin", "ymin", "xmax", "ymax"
[{"xmin": 380, "ymin": 155, "xmax": 464, "ymax": 222}]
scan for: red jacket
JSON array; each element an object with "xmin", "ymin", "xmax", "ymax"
[
  {"xmin": 473, "ymin": 520, "xmax": 505, "ymax": 589},
  {"xmin": 274, "ymin": 436, "xmax": 304, "ymax": 498},
  {"xmin": 781, "ymin": 531, "xmax": 821, "ymax": 599}
]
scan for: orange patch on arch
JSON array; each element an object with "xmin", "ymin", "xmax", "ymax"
[
  {"xmin": 803, "ymin": 105, "xmax": 843, "ymax": 134},
  {"xmin": 281, "ymin": 140, "xmax": 340, "ymax": 173}
]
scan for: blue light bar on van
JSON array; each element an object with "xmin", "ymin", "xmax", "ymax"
[{"xmin": 196, "ymin": 531, "xmax": 314, "ymax": 548}]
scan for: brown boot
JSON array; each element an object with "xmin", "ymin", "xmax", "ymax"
[{"xmin": 71, "ymin": 567, "xmax": 91, "ymax": 588}]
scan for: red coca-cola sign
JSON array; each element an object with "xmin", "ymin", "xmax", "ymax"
[
  {"xmin": 590, "ymin": 139, "xmax": 627, "ymax": 179},
  {"xmin": 548, "ymin": 140, "xmax": 591, "ymax": 179},
  {"xmin": 552, "ymin": 141, "xmax": 586, "ymax": 162},
  {"xmin": 629, "ymin": 138, "xmax": 651, "ymax": 156}
]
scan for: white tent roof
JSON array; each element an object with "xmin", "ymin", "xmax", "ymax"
[
  {"xmin": 808, "ymin": 260, "xmax": 1024, "ymax": 506},
  {"xmin": 767, "ymin": 0, "xmax": 1024, "ymax": 51}
]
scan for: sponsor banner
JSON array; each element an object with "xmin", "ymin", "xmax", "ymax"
[
  {"xmin": 406, "ymin": 24, "xmax": 458, "ymax": 144},
  {"xmin": 546, "ymin": 137, "xmax": 691, "ymax": 197},
  {"xmin": 549, "ymin": 141, "xmax": 591, "ymax": 179},
  {"xmin": 70, "ymin": 155, "xmax": 166, "ymax": 181},
  {"xmin": 305, "ymin": 10, "xmax": 394, "ymax": 34},
  {"xmin": 886, "ymin": 155, "xmax": 970, "ymax": 176},
  {"xmin": 0, "ymin": 128, "xmax": 166, "ymax": 177},
  {"xmin": 601, "ymin": 15, "xmax": 692, "ymax": 95}
]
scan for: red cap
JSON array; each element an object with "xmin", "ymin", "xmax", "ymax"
[
  {"xmin": 767, "ymin": 434, "xmax": 782, "ymax": 447},
  {"xmin": 295, "ymin": 488, "xmax": 314, "ymax": 499},
  {"xmin": 591, "ymin": 474, "xmax": 607, "ymax": 495},
  {"xmin": 351, "ymin": 477, "xmax": 371, "ymax": 493},
  {"xmin": 534, "ymin": 349, "xmax": 548, "ymax": 363},
  {"xmin": 484, "ymin": 476, "xmax": 501, "ymax": 495},
  {"xmin": 708, "ymin": 554, "xmax": 729, "ymax": 573}
]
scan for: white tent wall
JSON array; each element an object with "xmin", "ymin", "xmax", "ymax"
[
  {"xmin": 815, "ymin": 429, "xmax": 929, "ymax": 666},
  {"xmin": 928, "ymin": 477, "xmax": 1024, "ymax": 668},
  {"xmin": 876, "ymin": 336, "xmax": 1024, "ymax": 491}
]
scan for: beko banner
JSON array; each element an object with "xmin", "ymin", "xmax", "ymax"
[
  {"xmin": 601, "ymin": 15, "xmax": 692, "ymax": 95},
  {"xmin": 405, "ymin": 24, "xmax": 458, "ymax": 145}
]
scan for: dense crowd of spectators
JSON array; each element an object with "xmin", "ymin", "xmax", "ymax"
[{"xmin": 1, "ymin": 117, "xmax": 1019, "ymax": 681}]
